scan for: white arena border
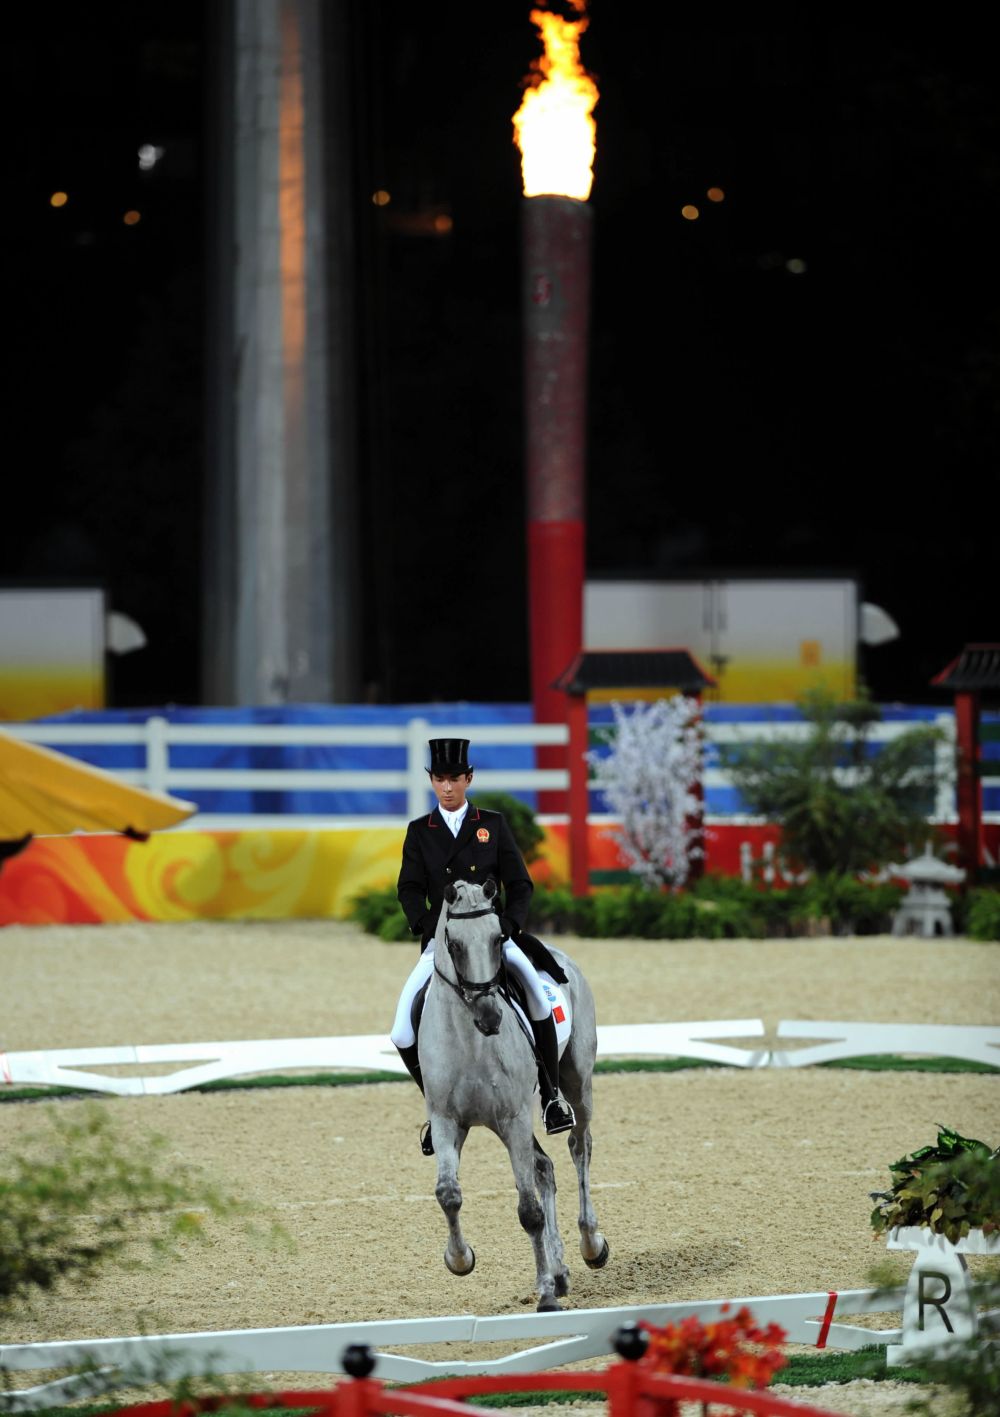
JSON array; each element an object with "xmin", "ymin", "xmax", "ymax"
[
  {"xmin": 2, "ymin": 1020, "xmax": 997, "ymax": 1096},
  {"xmin": 0, "ymin": 1288, "xmax": 907, "ymax": 1410},
  {"xmin": 770, "ymin": 1022, "xmax": 1000, "ymax": 1069},
  {"xmin": 0, "ymin": 1022, "xmax": 768, "ymax": 1096}
]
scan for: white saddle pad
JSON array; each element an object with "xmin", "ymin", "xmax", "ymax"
[{"xmin": 510, "ymin": 971, "xmax": 573, "ymax": 1056}]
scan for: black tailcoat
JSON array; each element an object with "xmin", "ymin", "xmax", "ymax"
[{"xmin": 397, "ymin": 803, "xmax": 532, "ymax": 945}]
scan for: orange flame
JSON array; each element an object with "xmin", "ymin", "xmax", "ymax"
[{"xmin": 512, "ymin": 4, "xmax": 598, "ymax": 200}]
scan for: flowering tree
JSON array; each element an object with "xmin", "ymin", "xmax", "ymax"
[{"xmin": 586, "ymin": 696, "xmax": 704, "ymax": 889}]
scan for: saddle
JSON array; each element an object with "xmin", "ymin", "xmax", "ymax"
[{"xmin": 516, "ymin": 929, "xmax": 569, "ymax": 985}]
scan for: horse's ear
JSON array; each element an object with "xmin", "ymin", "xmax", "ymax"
[
  {"xmin": 444, "ymin": 883, "xmax": 458, "ymax": 904},
  {"xmin": 483, "ymin": 878, "xmax": 497, "ymax": 901}
]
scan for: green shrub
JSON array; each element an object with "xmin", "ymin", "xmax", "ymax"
[
  {"xmin": 348, "ymin": 884, "xmax": 411, "ymax": 941},
  {"xmin": 795, "ymin": 875, "xmax": 904, "ymax": 935},
  {"xmin": 0, "ymin": 1105, "xmax": 253, "ymax": 1314},
  {"xmin": 967, "ymin": 888, "xmax": 1000, "ymax": 941},
  {"xmin": 472, "ymin": 791, "xmax": 545, "ymax": 864},
  {"xmin": 351, "ymin": 872, "xmax": 906, "ymax": 941}
]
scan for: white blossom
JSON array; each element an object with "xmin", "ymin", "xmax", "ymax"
[{"xmin": 586, "ymin": 697, "xmax": 704, "ymax": 888}]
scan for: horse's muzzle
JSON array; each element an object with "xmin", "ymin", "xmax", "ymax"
[{"xmin": 473, "ymin": 996, "xmax": 503, "ymax": 1036}]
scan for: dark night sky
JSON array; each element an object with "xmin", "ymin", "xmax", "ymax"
[{"xmin": 8, "ymin": 5, "xmax": 999, "ymax": 709}]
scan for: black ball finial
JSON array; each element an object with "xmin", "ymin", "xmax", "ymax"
[
  {"xmin": 612, "ymin": 1322, "xmax": 649, "ymax": 1362},
  {"xmin": 341, "ymin": 1344, "xmax": 377, "ymax": 1378}
]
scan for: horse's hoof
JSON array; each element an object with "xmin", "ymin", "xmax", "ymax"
[
  {"xmin": 537, "ymin": 1295, "xmax": 562, "ymax": 1312},
  {"xmin": 445, "ymin": 1246, "xmax": 475, "ymax": 1276},
  {"xmin": 584, "ymin": 1238, "xmax": 610, "ymax": 1269}
]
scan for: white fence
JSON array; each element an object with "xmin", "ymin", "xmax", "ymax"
[
  {"xmin": 0, "ymin": 1288, "xmax": 908, "ymax": 1407},
  {"xmin": 2, "ymin": 712, "xmax": 975, "ymax": 829}
]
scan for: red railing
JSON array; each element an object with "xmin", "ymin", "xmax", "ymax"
[{"xmin": 113, "ymin": 1356, "xmax": 848, "ymax": 1417}]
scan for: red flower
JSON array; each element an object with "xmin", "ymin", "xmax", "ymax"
[{"xmin": 639, "ymin": 1305, "xmax": 788, "ymax": 1401}]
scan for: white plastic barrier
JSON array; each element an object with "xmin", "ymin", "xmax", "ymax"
[
  {"xmin": 0, "ymin": 1288, "xmax": 906, "ymax": 1408},
  {"xmin": 0, "ymin": 1021, "xmax": 768, "ymax": 1096},
  {"xmin": 5, "ymin": 1019, "xmax": 997, "ymax": 1096},
  {"xmin": 771, "ymin": 1021, "xmax": 1000, "ymax": 1069}
]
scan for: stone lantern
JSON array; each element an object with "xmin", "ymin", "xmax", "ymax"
[{"xmin": 889, "ymin": 843, "xmax": 966, "ymax": 937}]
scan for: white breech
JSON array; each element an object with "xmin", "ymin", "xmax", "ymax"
[{"xmin": 390, "ymin": 940, "xmax": 552, "ymax": 1048}]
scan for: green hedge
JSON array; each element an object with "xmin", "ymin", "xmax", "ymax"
[
  {"xmin": 348, "ymin": 878, "xmax": 1000, "ymax": 941},
  {"xmin": 527, "ymin": 876, "xmax": 907, "ymax": 939},
  {"xmin": 349, "ymin": 875, "xmax": 910, "ymax": 940},
  {"xmin": 967, "ymin": 888, "xmax": 1000, "ymax": 941}
]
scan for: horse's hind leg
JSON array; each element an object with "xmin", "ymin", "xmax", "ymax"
[
  {"xmin": 533, "ymin": 1137, "xmax": 570, "ymax": 1298},
  {"xmin": 432, "ymin": 1117, "xmax": 475, "ymax": 1276},
  {"xmin": 506, "ymin": 1123, "xmax": 563, "ymax": 1311},
  {"xmin": 562, "ymin": 1072, "xmax": 610, "ymax": 1269}
]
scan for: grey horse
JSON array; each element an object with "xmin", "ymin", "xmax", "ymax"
[{"xmin": 417, "ymin": 878, "xmax": 610, "ymax": 1311}]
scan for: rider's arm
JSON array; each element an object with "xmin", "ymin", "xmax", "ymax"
[
  {"xmin": 397, "ymin": 821, "xmax": 433, "ymax": 942},
  {"xmin": 497, "ymin": 813, "xmax": 533, "ymax": 934}
]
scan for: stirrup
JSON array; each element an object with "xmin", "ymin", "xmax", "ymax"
[
  {"xmin": 542, "ymin": 1096, "xmax": 575, "ymax": 1135},
  {"xmin": 420, "ymin": 1121, "xmax": 435, "ymax": 1156}
]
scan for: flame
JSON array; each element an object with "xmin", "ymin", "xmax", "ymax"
[{"xmin": 512, "ymin": 4, "xmax": 598, "ymax": 200}]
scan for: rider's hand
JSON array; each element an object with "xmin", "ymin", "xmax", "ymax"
[{"xmin": 500, "ymin": 914, "xmax": 521, "ymax": 943}]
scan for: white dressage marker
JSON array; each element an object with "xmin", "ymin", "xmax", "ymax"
[
  {"xmin": 0, "ymin": 1288, "xmax": 906, "ymax": 1407},
  {"xmin": 771, "ymin": 1021, "xmax": 1000, "ymax": 1069},
  {"xmin": 0, "ymin": 1021, "xmax": 767, "ymax": 1096}
]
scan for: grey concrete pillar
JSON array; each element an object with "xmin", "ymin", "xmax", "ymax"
[{"xmin": 204, "ymin": 0, "xmax": 359, "ymax": 705}]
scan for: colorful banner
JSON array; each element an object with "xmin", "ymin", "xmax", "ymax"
[{"xmin": 2, "ymin": 822, "xmax": 994, "ymax": 925}]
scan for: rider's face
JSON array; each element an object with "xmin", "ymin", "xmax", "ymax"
[{"xmin": 431, "ymin": 771, "xmax": 473, "ymax": 813}]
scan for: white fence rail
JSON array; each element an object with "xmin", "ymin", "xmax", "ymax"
[
  {"xmin": 0, "ymin": 1288, "xmax": 907, "ymax": 1407},
  {"xmin": 1, "ymin": 711, "xmax": 984, "ymax": 827}
]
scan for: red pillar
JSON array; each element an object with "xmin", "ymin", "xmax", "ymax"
[
  {"xmin": 567, "ymin": 690, "xmax": 590, "ymax": 896},
  {"xmin": 954, "ymin": 689, "xmax": 982, "ymax": 879},
  {"xmin": 522, "ymin": 195, "xmax": 592, "ymax": 813}
]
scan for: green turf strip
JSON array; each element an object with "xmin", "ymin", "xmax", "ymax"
[
  {"xmin": 0, "ymin": 1052, "xmax": 994, "ymax": 1104},
  {"xmin": 817, "ymin": 1054, "xmax": 997, "ymax": 1073}
]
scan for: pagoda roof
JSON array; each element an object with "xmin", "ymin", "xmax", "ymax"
[
  {"xmin": 930, "ymin": 643, "xmax": 1000, "ymax": 695},
  {"xmin": 552, "ymin": 649, "xmax": 716, "ymax": 695}
]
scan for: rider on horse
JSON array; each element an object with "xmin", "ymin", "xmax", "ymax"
[{"xmin": 390, "ymin": 737, "xmax": 576, "ymax": 1154}]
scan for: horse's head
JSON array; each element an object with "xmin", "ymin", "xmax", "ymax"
[{"xmin": 440, "ymin": 880, "xmax": 504, "ymax": 1035}]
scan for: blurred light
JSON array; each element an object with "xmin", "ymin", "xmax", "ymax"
[
  {"xmin": 123, "ymin": 210, "xmax": 141, "ymax": 226},
  {"xmin": 681, "ymin": 204, "xmax": 700, "ymax": 221},
  {"xmin": 50, "ymin": 191, "xmax": 68, "ymax": 208},
  {"xmin": 785, "ymin": 257, "xmax": 807, "ymax": 275},
  {"xmin": 706, "ymin": 187, "xmax": 725, "ymax": 202},
  {"xmin": 372, "ymin": 189, "xmax": 391, "ymax": 206},
  {"xmin": 138, "ymin": 143, "xmax": 165, "ymax": 171},
  {"xmin": 433, "ymin": 213, "xmax": 453, "ymax": 233}
]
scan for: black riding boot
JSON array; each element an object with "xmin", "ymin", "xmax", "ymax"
[
  {"xmin": 530, "ymin": 1014, "xmax": 575, "ymax": 1135},
  {"xmin": 395, "ymin": 1044, "xmax": 434, "ymax": 1156}
]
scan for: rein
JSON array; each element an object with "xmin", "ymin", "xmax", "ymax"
[{"xmin": 435, "ymin": 904, "xmax": 505, "ymax": 1007}]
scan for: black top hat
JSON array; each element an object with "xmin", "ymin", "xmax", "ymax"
[{"xmin": 427, "ymin": 738, "xmax": 472, "ymax": 775}]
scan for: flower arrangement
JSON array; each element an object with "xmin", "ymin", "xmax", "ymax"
[
  {"xmin": 870, "ymin": 1124, "xmax": 999, "ymax": 1244},
  {"xmin": 638, "ymin": 1304, "xmax": 787, "ymax": 1413}
]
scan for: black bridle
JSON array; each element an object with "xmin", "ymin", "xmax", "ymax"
[{"xmin": 434, "ymin": 904, "xmax": 507, "ymax": 1008}]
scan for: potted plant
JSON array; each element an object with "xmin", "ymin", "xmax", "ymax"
[
  {"xmin": 869, "ymin": 1125, "xmax": 999, "ymax": 1366},
  {"xmin": 870, "ymin": 1124, "xmax": 999, "ymax": 1246}
]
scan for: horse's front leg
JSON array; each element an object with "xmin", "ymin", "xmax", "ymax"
[
  {"xmin": 505, "ymin": 1119, "xmax": 563, "ymax": 1311},
  {"xmin": 533, "ymin": 1137, "xmax": 570, "ymax": 1298},
  {"xmin": 431, "ymin": 1116, "xmax": 475, "ymax": 1276}
]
